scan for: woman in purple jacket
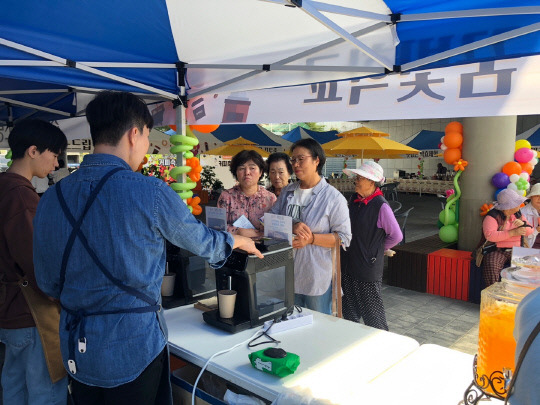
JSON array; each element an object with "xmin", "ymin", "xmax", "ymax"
[{"xmin": 341, "ymin": 162, "xmax": 402, "ymax": 330}]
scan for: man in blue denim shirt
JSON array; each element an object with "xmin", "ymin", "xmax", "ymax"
[{"xmin": 33, "ymin": 91, "xmax": 262, "ymax": 405}]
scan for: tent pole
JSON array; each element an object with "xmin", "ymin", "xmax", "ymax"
[{"xmin": 177, "ymin": 87, "xmax": 186, "ymax": 205}]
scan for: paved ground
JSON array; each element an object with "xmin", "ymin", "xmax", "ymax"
[{"xmin": 381, "ymin": 192, "xmax": 480, "ymax": 355}]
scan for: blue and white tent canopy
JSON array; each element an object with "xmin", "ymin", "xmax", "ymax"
[
  {"xmin": 516, "ymin": 123, "xmax": 540, "ymax": 147},
  {"xmin": 282, "ymin": 127, "xmax": 338, "ymax": 144},
  {"xmin": 402, "ymin": 130, "xmax": 445, "ymax": 151},
  {"xmin": 1, "ymin": 1, "xmax": 540, "ymax": 124}
]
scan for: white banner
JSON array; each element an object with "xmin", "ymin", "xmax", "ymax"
[{"xmin": 186, "ymin": 55, "xmax": 540, "ymax": 125}]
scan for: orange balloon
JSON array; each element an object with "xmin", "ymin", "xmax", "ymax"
[
  {"xmin": 445, "ymin": 121, "xmax": 463, "ymax": 134},
  {"xmin": 520, "ymin": 162, "xmax": 534, "ymax": 175},
  {"xmin": 502, "ymin": 161, "xmax": 523, "ymax": 176},
  {"xmin": 443, "ymin": 132, "xmax": 463, "ymax": 149},
  {"xmin": 169, "ymin": 125, "xmax": 177, "ymax": 131},
  {"xmin": 192, "ymin": 205, "xmax": 203, "ymax": 216},
  {"xmin": 190, "ymin": 124, "xmax": 219, "ymax": 133},
  {"xmin": 443, "ymin": 148, "xmax": 461, "ymax": 165},
  {"xmin": 188, "ymin": 172, "xmax": 201, "ymax": 182},
  {"xmin": 192, "ymin": 196, "xmax": 201, "ymax": 205}
]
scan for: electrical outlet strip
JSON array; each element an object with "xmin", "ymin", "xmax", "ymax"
[{"xmin": 264, "ymin": 312, "xmax": 313, "ymax": 334}]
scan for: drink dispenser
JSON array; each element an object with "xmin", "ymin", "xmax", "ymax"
[{"xmin": 474, "ymin": 266, "xmax": 540, "ymax": 399}]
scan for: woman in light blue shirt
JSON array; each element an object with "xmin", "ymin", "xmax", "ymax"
[{"xmin": 270, "ymin": 139, "xmax": 351, "ymax": 314}]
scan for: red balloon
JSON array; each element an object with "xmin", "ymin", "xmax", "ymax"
[
  {"xmin": 190, "ymin": 124, "xmax": 219, "ymax": 133},
  {"xmin": 169, "ymin": 125, "xmax": 177, "ymax": 131},
  {"xmin": 502, "ymin": 161, "xmax": 523, "ymax": 177},
  {"xmin": 443, "ymin": 148, "xmax": 461, "ymax": 165}
]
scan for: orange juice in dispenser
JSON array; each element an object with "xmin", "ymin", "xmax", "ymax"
[{"xmin": 475, "ymin": 265, "xmax": 540, "ymax": 397}]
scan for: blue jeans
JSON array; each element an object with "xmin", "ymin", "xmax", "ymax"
[
  {"xmin": 294, "ymin": 283, "xmax": 333, "ymax": 315},
  {"xmin": 0, "ymin": 326, "xmax": 67, "ymax": 405}
]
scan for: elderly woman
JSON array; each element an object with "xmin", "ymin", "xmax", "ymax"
[
  {"xmin": 217, "ymin": 150, "xmax": 276, "ymax": 238},
  {"xmin": 341, "ymin": 162, "xmax": 402, "ymax": 330},
  {"xmin": 521, "ymin": 183, "xmax": 540, "ymax": 249},
  {"xmin": 266, "ymin": 152, "xmax": 293, "ymax": 197},
  {"xmin": 482, "ymin": 189, "xmax": 533, "ymax": 287},
  {"xmin": 270, "ymin": 139, "xmax": 351, "ymax": 314}
]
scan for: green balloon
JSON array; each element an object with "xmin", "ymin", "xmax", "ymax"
[
  {"xmin": 438, "ymin": 210, "xmax": 456, "ymax": 226},
  {"xmin": 6, "ymin": 150, "xmax": 12, "ymax": 159},
  {"xmin": 437, "ymin": 220, "xmax": 444, "ymax": 229},
  {"xmin": 439, "ymin": 225, "xmax": 458, "ymax": 243}
]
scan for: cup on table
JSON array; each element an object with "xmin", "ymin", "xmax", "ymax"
[
  {"xmin": 218, "ymin": 290, "xmax": 237, "ymax": 318},
  {"xmin": 161, "ymin": 273, "xmax": 176, "ymax": 296}
]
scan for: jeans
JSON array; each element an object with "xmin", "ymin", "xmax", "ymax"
[
  {"xmin": 0, "ymin": 326, "xmax": 67, "ymax": 405},
  {"xmin": 294, "ymin": 282, "xmax": 333, "ymax": 315}
]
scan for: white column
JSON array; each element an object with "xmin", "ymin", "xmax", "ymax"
[{"xmin": 458, "ymin": 116, "xmax": 517, "ymax": 251}]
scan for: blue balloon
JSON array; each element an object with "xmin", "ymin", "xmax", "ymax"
[
  {"xmin": 494, "ymin": 188, "xmax": 506, "ymax": 200},
  {"xmin": 492, "ymin": 172, "xmax": 510, "ymax": 189}
]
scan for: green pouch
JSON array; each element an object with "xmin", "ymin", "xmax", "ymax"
[{"xmin": 248, "ymin": 349, "xmax": 300, "ymax": 378}]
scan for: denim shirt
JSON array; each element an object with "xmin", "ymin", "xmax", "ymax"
[
  {"xmin": 33, "ymin": 154, "xmax": 234, "ymax": 387},
  {"xmin": 269, "ymin": 178, "xmax": 351, "ymax": 295}
]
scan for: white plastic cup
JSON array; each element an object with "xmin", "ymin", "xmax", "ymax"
[
  {"xmin": 161, "ymin": 273, "xmax": 176, "ymax": 297},
  {"xmin": 218, "ymin": 290, "xmax": 237, "ymax": 318}
]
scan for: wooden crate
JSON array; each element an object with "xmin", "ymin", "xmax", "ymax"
[
  {"xmin": 427, "ymin": 249, "xmax": 472, "ymax": 301},
  {"xmin": 387, "ymin": 235, "xmax": 456, "ymax": 292}
]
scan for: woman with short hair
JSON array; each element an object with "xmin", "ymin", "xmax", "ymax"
[
  {"xmin": 270, "ymin": 138, "xmax": 351, "ymax": 314},
  {"xmin": 217, "ymin": 150, "xmax": 276, "ymax": 238},
  {"xmin": 266, "ymin": 152, "xmax": 293, "ymax": 197}
]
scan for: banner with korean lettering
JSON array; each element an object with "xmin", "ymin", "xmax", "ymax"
[{"xmin": 186, "ymin": 56, "xmax": 540, "ymax": 125}]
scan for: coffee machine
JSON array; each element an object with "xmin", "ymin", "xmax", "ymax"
[
  {"xmin": 162, "ymin": 241, "xmax": 216, "ymax": 309},
  {"xmin": 203, "ymin": 238, "xmax": 294, "ymax": 333}
]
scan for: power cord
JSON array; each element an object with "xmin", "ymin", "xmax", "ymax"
[
  {"xmin": 191, "ymin": 326, "xmax": 267, "ymax": 405},
  {"xmin": 248, "ymin": 320, "xmax": 280, "ymax": 348}
]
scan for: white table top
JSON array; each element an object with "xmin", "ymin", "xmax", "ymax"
[
  {"xmin": 362, "ymin": 344, "xmax": 501, "ymax": 405},
  {"xmin": 165, "ymin": 305, "xmax": 420, "ymax": 402}
]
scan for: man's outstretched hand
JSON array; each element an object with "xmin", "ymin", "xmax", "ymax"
[{"xmin": 232, "ymin": 235, "xmax": 264, "ymax": 258}]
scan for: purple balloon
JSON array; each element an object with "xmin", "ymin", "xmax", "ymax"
[{"xmin": 492, "ymin": 172, "xmax": 510, "ymax": 189}]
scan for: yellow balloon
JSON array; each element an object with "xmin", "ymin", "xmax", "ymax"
[{"xmin": 515, "ymin": 139, "xmax": 532, "ymax": 151}]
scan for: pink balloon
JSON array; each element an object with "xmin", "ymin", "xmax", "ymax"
[{"xmin": 514, "ymin": 147, "xmax": 536, "ymax": 163}]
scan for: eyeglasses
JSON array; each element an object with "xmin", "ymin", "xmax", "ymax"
[{"xmin": 290, "ymin": 155, "xmax": 313, "ymax": 165}]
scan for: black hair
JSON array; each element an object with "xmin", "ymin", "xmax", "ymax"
[
  {"xmin": 266, "ymin": 152, "xmax": 293, "ymax": 176},
  {"xmin": 85, "ymin": 91, "xmax": 153, "ymax": 146},
  {"xmin": 9, "ymin": 119, "xmax": 67, "ymax": 160},
  {"xmin": 230, "ymin": 150, "xmax": 266, "ymax": 181},
  {"xmin": 290, "ymin": 138, "xmax": 326, "ymax": 175},
  {"xmin": 58, "ymin": 159, "xmax": 66, "ymax": 168}
]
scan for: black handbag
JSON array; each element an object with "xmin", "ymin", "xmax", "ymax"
[{"xmin": 475, "ymin": 240, "xmax": 498, "ymax": 267}]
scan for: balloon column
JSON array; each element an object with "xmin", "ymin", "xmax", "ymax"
[
  {"xmin": 490, "ymin": 139, "xmax": 537, "ymax": 202},
  {"xmin": 168, "ymin": 124, "xmax": 218, "ymax": 214},
  {"xmin": 5, "ymin": 150, "xmax": 12, "ymax": 167},
  {"xmin": 438, "ymin": 122, "xmax": 467, "ymax": 243}
]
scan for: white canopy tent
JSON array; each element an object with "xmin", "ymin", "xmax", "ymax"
[{"xmin": 1, "ymin": 1, "xmax": 540, "ymax": 127}]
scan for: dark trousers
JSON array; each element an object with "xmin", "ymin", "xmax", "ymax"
[
  {"xmin": 342, "ymin": 273, "xmax": 388, "ymax": 331},
  {"xmin": 482, "ymin": 249, "xmax": 512, "ymax": 288},
  {"xmin": 70, "ymin": 347, "xmax": 169, "ymax": 405}
]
